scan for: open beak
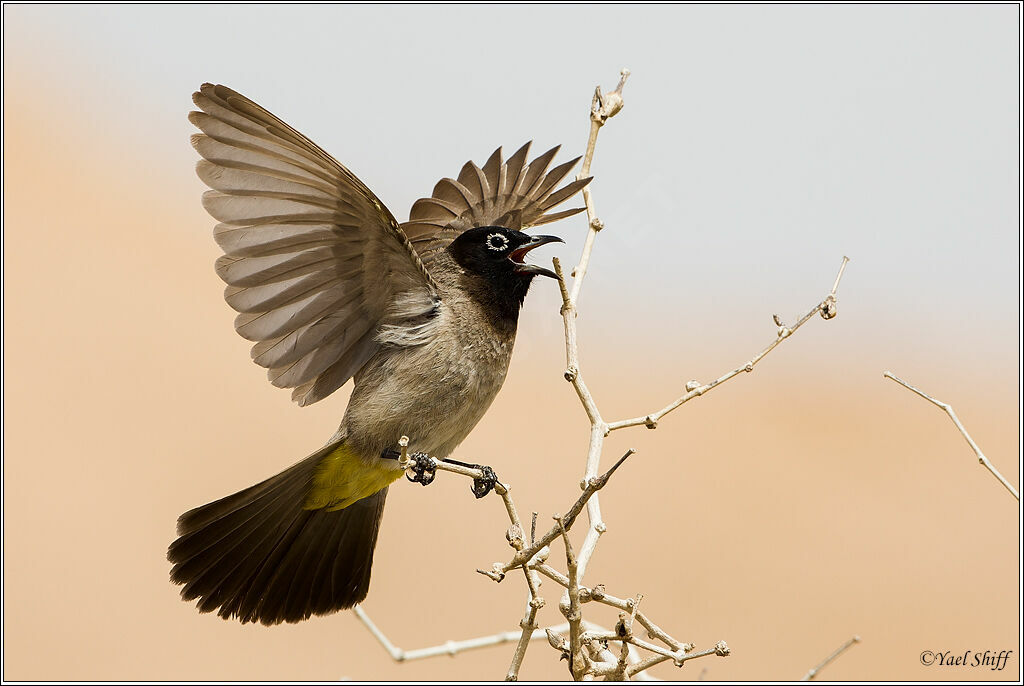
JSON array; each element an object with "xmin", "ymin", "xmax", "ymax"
[{"xmin": 510, "ymin": 234, "xmax": 563, "ymax": 279}]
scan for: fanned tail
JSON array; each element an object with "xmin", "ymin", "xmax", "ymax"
[{"xmin": 168, "ymin": 441, "xmax": 387, "ymax": 625}]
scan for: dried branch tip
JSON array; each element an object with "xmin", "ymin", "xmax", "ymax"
[{"xmin": 591, "ymin": 68, "xmax": 630, "ymax": 124}]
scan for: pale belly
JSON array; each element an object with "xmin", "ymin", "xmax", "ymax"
[{"xmin": 336, "ymin": 329, "xmax": 514, "ymax": 464}]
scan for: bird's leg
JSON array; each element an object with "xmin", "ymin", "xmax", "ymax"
[{"xmin": 439, "ymin": 457, "xmax": 498, "ymax": 499}]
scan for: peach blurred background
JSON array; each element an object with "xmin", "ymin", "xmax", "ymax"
[{"xmin": 3, "ymin": 4, "xmax": 1019, "ymax": 681}]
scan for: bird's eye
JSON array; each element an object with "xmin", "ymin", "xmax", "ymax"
[{"xmin": 485, "ymin": 233, "xmax": 510, "ymax": 252}]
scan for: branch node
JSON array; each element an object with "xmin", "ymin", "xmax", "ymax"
[
  {"xmin": 820, "ymin": 295, "xmax": 838, "ymax": 320},
  {"xmin": 644, "ymin": 415, "xmax": 658, "ymax": 429},
  {"xmin": 614, "ymin": 614, "xmax": 631, "ymax": 639},
  {"xmin": 506, "ymin": 525, "xmax": 524, "ymax": 550},
  {"xmin": 715, "ymin": 640, "xmax": 731, "ymax": 656},
  {"xmin": 564, "ymin": 366, "xmax": 579, "ymax": 382},
  {"xmin": 590, "ymin": 217, "xmax": 605, "ymax": 232}
]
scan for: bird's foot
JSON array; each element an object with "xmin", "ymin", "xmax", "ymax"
[
  {"xmin": 442, "ymin": 458, "xmax": 498, "ymax": 499},
  {"xmin": 404, "ymin": 452, "xmax": 436, "ymax": 486}
]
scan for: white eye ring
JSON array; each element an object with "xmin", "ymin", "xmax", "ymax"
[{"xmin": 486, "ymin": 233, "xmax": 510, "ymax": 252}]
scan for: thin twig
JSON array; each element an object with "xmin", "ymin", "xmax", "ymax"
[
  {"xmin": 480, "ymin": 450, "xmax": 635, "ymax": 580},
  {"xmin": 506, "ymin": 603, "xmax": 542, "ymax": 681},
  {"xmin": 607, "ymin": 256, "xmax": 850, "ymax": 432},
  {"xmin": 551, "ymin": 69, "xmax": 630, "ymax": 599},
  {"xmin": 552, "ymin": 258, "xmax": 610, "ymax": 584},
  {"xmin": 569, "ymin": 68, "xmax": 630, "ymax": 307},
  {"xmin": 557, "ymin": 516, "xmax": 586, "ymax": 679},
  {"xmin": 625, "ymin": 641, "xmax": 730, "ymax": 678},
  {"xmin": 800, "ymin": 635, "xmax": 861, "ymax": 680},
  {"xmin": 607, "ymin": 597, "xmax": 640, "ymax": 680},
  {"xmin": 529, "ymin": 564, "xmax": 687, "ymax": 654},
  {"xmin": 353, "ymin": 605, "xmax": 572, "ymax": 663},
  {"xmin": 883, "ymin": 372, "xmax": 1019, "ymax": 500}
]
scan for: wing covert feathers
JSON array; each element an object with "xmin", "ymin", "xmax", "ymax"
[
  {"xmin": 190, "ymin": 83, "xmax": 438, "ymax": 405},
  {"xmin": 401, "ymin": 142, "xmax": 593, "ymax": 266}
]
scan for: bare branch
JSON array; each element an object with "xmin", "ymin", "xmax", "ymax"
[
  {"xmin": 625, "ymin": 641, "xmax": 730, "ymax": 678},
  {"xmin": 529, "ymin": 563, "xmax": 699, "ymax": 668},
  {"xmin": 482, "ymin": 450, "xmax": 635, "ymax": 580},
  {"xmin": 800, "ymin": 635, "xmax": 861, "ymax": 681},
  {"xmin": 607, "ymin": 256, "xmax": 850, "ymax": 432},
  {"xmin": 884, "ymin": 372, "xmax": 1019, "ymax": 500},
  {"xmin": 553, "ymin": 258, "xmax": 603, "ymax": 427},
  {"xmin": 570, "ymin": 67, "xmax": 630, "ymax": 307},
  {"xmin": 354, "ymin": 605, "xmax": 572, "ymax": 663},
  {"xmin": 557, "ymin": 516, "xmax": 586, "ymax": 679},
  {"xmin": 505, "ymin": 602, "xmax": 543, "ymax": 681}
]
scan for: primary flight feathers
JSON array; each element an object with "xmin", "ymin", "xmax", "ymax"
[{"xmin": 190, "ymin": 83, "xmax": 590, "ymax": 406}]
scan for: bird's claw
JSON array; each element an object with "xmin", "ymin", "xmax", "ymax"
[
  {"xmin": 470, "ymin": 464, "xmax": 497, "ymax": 499},
  {"xmin": 405, "ymin": 452, "xmax": 436, "ymax": 486}
]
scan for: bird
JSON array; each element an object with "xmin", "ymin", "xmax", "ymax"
[{"xmin": 168, "ymin": 83, "xmax": 592, "ymax": 625}]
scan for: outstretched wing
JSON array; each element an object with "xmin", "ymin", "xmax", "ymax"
[
  {"xmin": 401, "ymin": 143, "xmax": 592, "ymax": 268},
  {"xmin": 190, "ymin": 84, "xmax": 439, "ymax": 406}
]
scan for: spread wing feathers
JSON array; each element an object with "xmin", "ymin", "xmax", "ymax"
[
  {"xmin": 401, "ymin": 142, "xmax": 592, "ymax": 267},
  {"xmin": 190, "ymin": 84, "xmax": 440, "ymax": 406}
]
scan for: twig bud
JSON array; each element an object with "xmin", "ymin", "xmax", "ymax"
[
  {"xmin": 821, "ymin": 295, "xmax": 838, "ymax": 320},
  {"xmin": 614, "ymin": 614, "xmax": 630, "ymax": 639},
  {"xmin": 506, "ymin": 525, "xmax": 524, "ymax": 549},
  {"xmin": 546, "ymin": 628, "xmax": 569, "ymax": 652}
]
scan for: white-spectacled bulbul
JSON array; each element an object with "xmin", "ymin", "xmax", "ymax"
[{"xmin": 168, "ymin": 84, "xmax": 591, "ymax": 625}]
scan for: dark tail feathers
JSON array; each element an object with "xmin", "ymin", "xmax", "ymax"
[{"xmin": 167, "ymin": 441, "xmax": 387, "ymax": 625}]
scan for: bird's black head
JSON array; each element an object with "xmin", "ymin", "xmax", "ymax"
[{"xmin": 447, "ymin": 226, "xmax": 563, "ymax": 323}]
